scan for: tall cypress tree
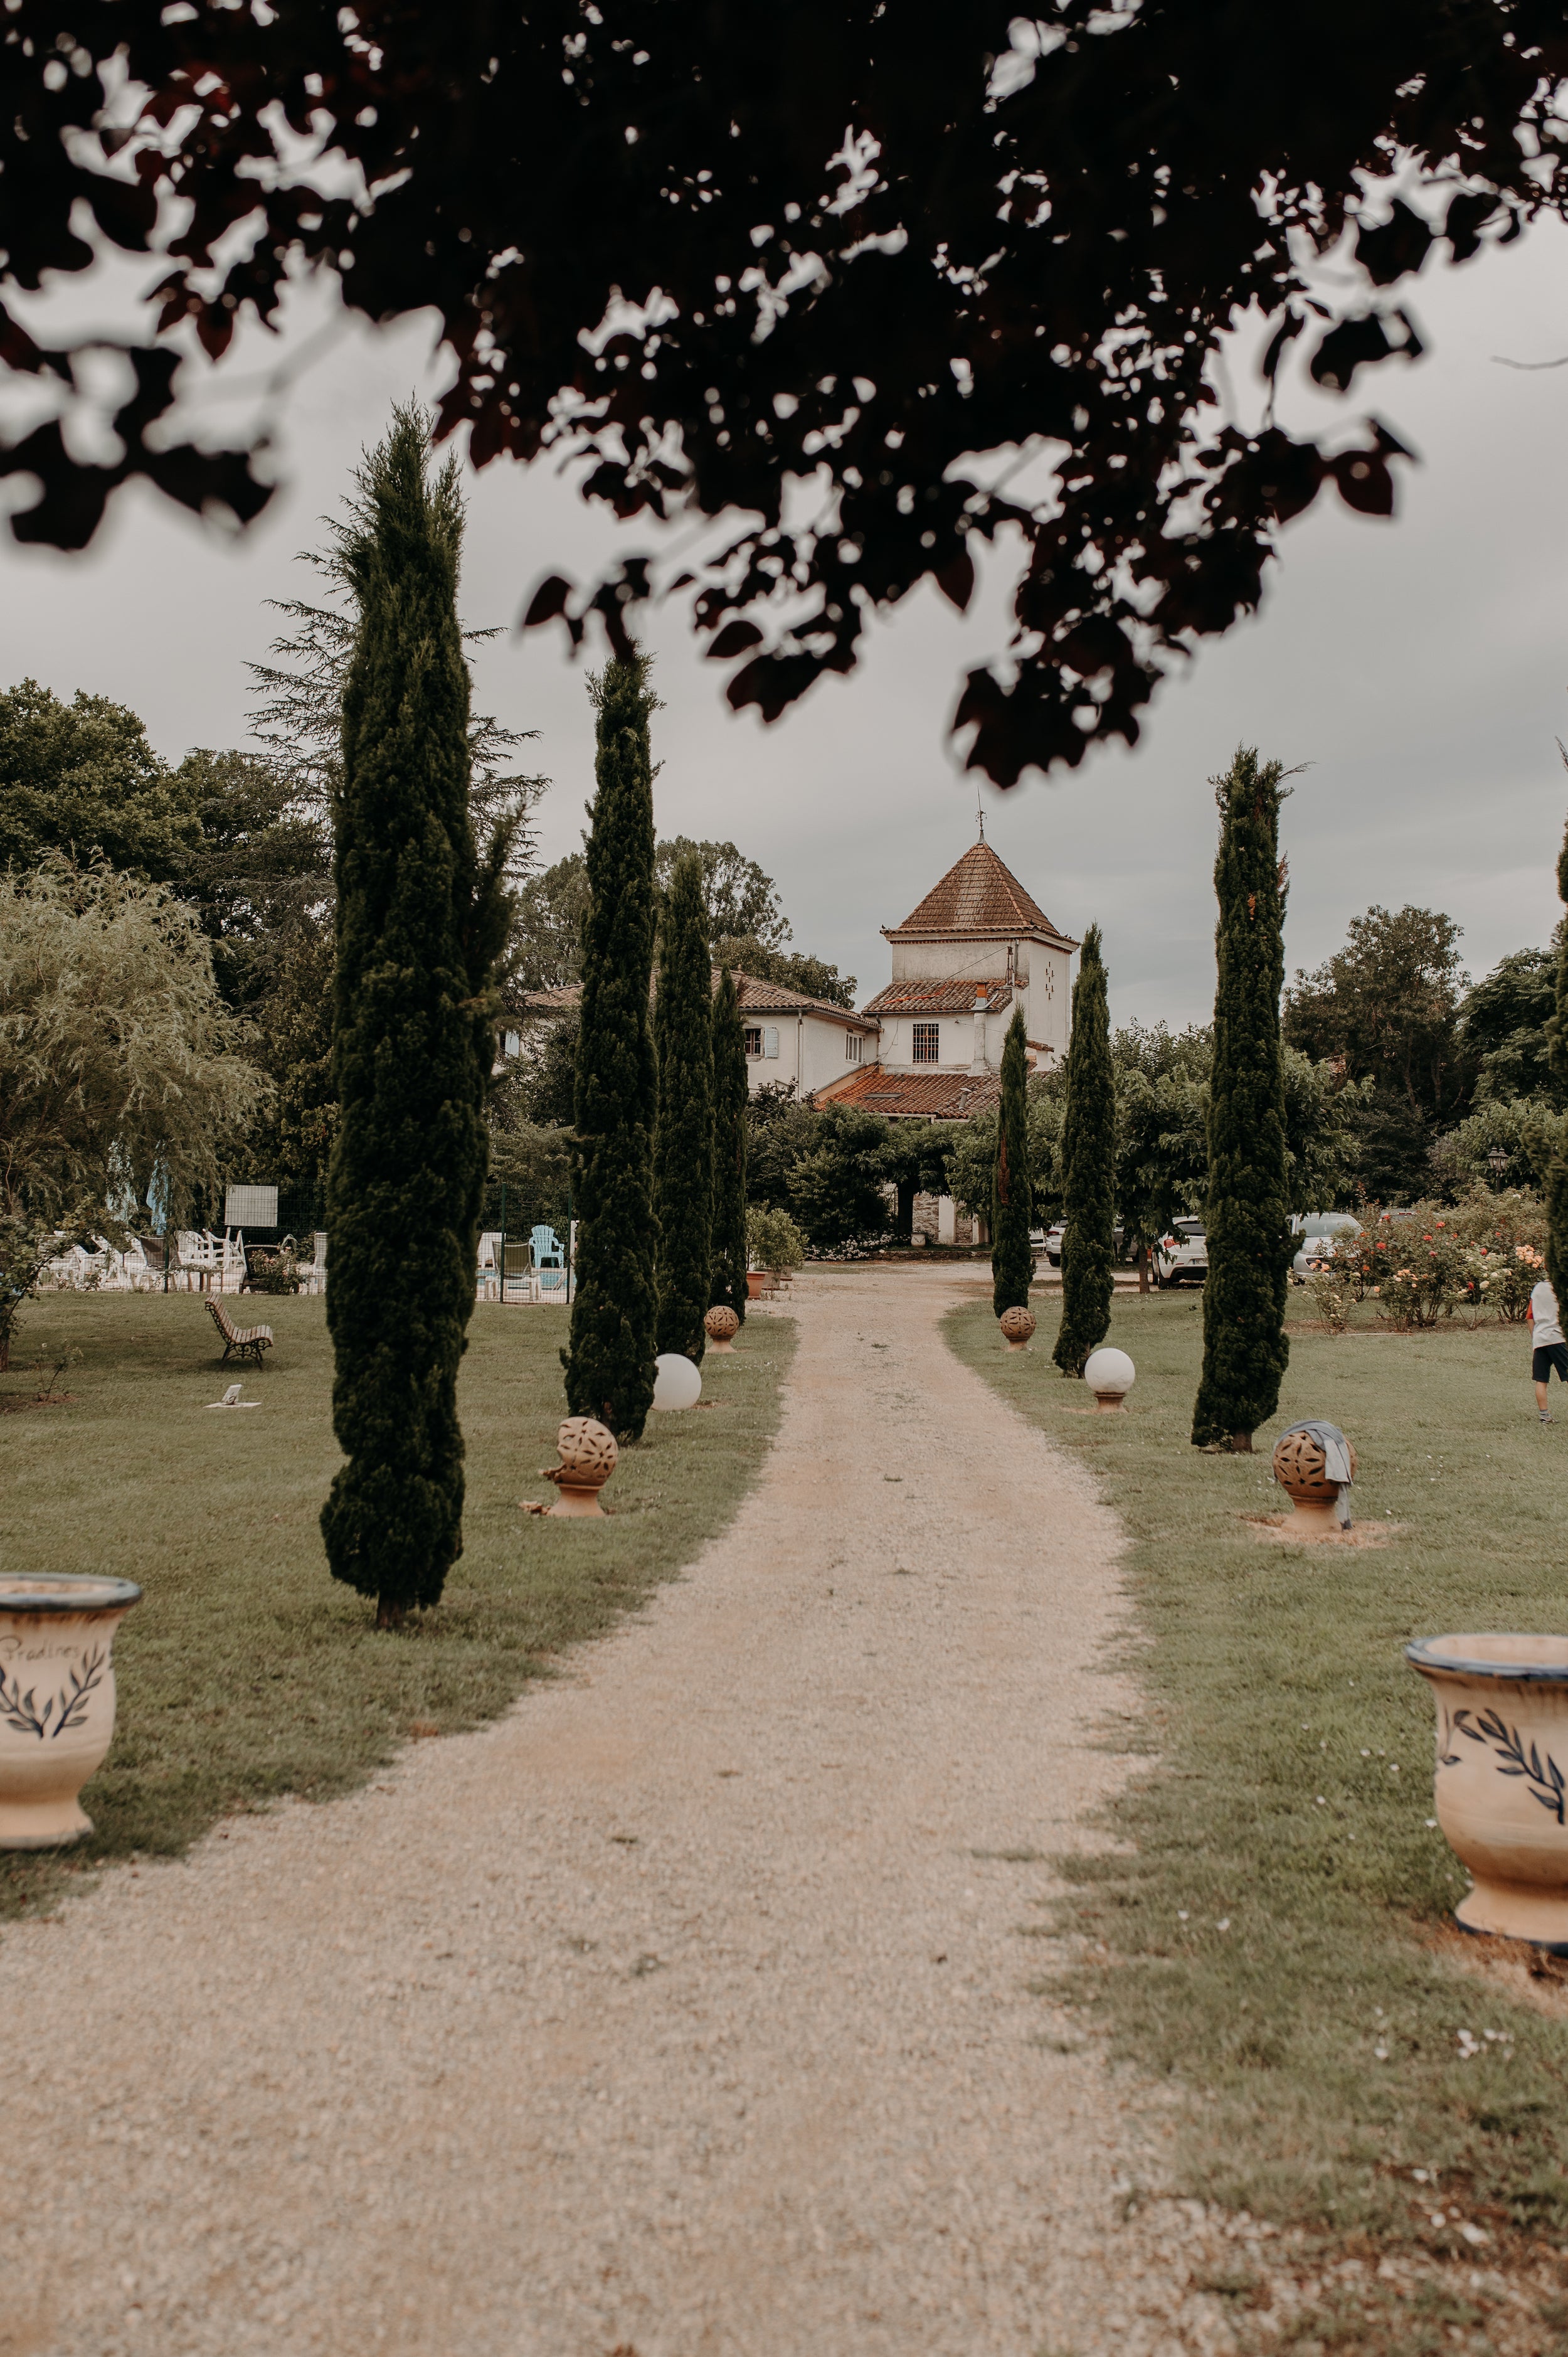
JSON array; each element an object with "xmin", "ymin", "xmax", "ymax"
[
  {"xmin": 564, "ymin": 654, "xmax": 660, "ymax": 1440},
  {"xmin": 321, "ymin": 408, "xmax": 509, "ymax": 1627},
  {"xmin": 1053, "ymin": 923, "xmax": 1115, "ymax": 1376},
  {"xmin": 992, "ymin": 1004, "xmax": 1034, "ymax": 1316},
  {"xmin": 654, "ymin": 849, "xmax": 715, "ymax": 1359},
  {"xmin": 1192, "ymin": 746, "xmax": 1291, "ymax": 1452},
  {"xmin": 1544, "ymin": 811, "xmax": 1568, "ymax": 1309},
  {"xmin": 709, "ymin": 966, "xmax": 749, "ymax": 1326}
]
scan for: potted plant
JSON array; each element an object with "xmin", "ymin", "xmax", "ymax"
[
  {"xmin": 746, "ymin": 1206, "xmax": 806, "ymax": 1297},
  {"xmin": 1407, "ymin": 1633, "xmax": 1568, "ymax": 1949},
  {"xmin": 0, "ymin": 1573, "xmax": 142, "ymax": 1848}
]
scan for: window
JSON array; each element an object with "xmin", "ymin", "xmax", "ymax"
[
  {"xmin": 502, "ymin": 1028, "xmax": 520, "ymax": 1058},
  {"xmin": 845, "ymin": 1031, "xmax": 862, "ymax": 1063},
  {"xmin": 912, "ymin": 1021, "xmax": 939, "ymax": 1064},
  {"xmin": 744, "ymin": 1026, "xmax": 763, "ymax": 1058}
]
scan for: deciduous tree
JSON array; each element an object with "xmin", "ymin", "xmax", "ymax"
[
  {"xmin": 320, "ymin": 410, "xmax": 511, "ymax": 1627},
  {"xmin": 1192, "ymin": 749, "xmax": 1291, "ymax": 1452}
]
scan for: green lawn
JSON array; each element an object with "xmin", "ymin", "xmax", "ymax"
[
  {"xmin": 948, "ymin": 1289, "xmax": 1568, "ymax": 2314},
  {"xmin": 0, "ymin": 1292, "xmax": 792, "ymax": 1918}
]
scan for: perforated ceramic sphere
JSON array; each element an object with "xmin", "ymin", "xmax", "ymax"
[
  {"xmin": 704, "ymin": 1305, "xmax": 741, "ymax": 1344},
  {"xmin": 1083, "ymin": 1346, "xmax": 1136, "ymax": 1397},
  {"xmin": 555, "ymin": 1417, "xmax": 618, "ymax": 1486},
  {"xmin": 652, "ymin": 1352, "xmax": 703, "ymax": 1412},
  {"xmin": 1272, "ymin": 1427, "xmax": 1356, "ymax": 1502},
  {"xmin": 999, "ymin": 1306, "xmax": 1036, "ymax": 1343}
]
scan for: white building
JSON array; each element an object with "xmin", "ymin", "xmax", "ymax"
[
  {"xmin": 817, "ymin": 835, "xmax": 1078, "ymax": 1123},
  {"xmin": 733, "ymin": 972, "xmax": 880, "ymax": 1098}
]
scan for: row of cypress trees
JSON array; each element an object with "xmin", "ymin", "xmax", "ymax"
[{"xmin": 564, "ymin": 651, "xmax": 748, "ymax": 1444}]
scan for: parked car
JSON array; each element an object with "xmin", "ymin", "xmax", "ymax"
[
  {"xmin": 1290, "ymin": 1211, "xmax": 1363, "ymax": 1283},
  {"xmin": 1153, "ymin": 1218, "xmax": 1207, "ymax": 1286},
  {"xmin": 1041, "ymin": 1222, "xmax": 1066, "ymax": 1267}
]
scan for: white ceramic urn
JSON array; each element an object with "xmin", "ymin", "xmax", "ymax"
[
  {"xmin": 0, "ymin": 1574, "xmax": 142, "ymax": 1849},
  {"xmin": 1406, "ymin": 1633, "xmax": 1568, "ymax": 1950}
]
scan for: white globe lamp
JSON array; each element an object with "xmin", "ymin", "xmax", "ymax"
[
  {"xmin": 1082, "ymin": 1346, "xmax": 1135, "ymax": 1414},
  {"xmin": 652, "ymin": 1352, "xmax": 703, "ymax": 1412}
]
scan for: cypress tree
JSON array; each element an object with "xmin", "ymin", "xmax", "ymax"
[
  {"xmin": 709, "ymin": 966, "xmax": 750, "ymax": 1326},
  {"xmin": 1544, "ymin": 811, "xmax": 1568, "ymax": 1309},
  {"xmin": 1191, "ymin": 745, "xmax": 1291, "ymax": 1452},
  {"xmin": 1053, "ymin": 923, "xmax": 1115, "ymax": 1375},
  {"xmin": 653, "ymin": 849, "xmax": 715, "ymax": 1359},
  {"xmin": 992, "ymin": 1004, "xmax": 1034, "ymax": 1316},
  {"xmin": 564, "ymin": 654, "xmax": 660, "ymax": 1441},
  {"xmin": 321, "ymin": 409, "xmax": 509, "ymax": 1627}
]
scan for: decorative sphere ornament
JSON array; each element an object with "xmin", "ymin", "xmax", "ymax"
[
  {"xmin": 652, "ymin": 1352, "xmax": 703, "ymax": 1412},
  {"xmin": 1082, "ymin": 1346, "xmax": 1136, "ymax": 1412},
  {"xmin": 999, "ymin": 1305, "xmax": 1036, "ymax": 1351},
  {"xmin": 704, "ymin": 1305, "xmax": 741, "ymax": 1353},
  {"xmin": 1271, "ymin": 1426, "xmax": 1357, "ymax": 1537},
  {"xmin": 541, "ymin": 1415, "xmax": 618, "ymax": 1517}
]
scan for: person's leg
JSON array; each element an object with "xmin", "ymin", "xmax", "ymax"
[{"xmin": 1537, "ymin": 1378, "xmax": 1552, "ymax": 1416}]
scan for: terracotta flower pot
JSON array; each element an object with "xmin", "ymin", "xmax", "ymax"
[
  {"xmin": 704, "ymin": 1304, "xmax": 740, "ymax": 1353},
  {"xmin": 745, "ymin": 1270, "xmax": 773, "ymax": 1301},
  {"xmin": 1271, "ymin": 1427, "xmax": 1357, "ymax": 1536},
  {"xmin": 0, "ymin": 1573, "xmax": 142, "ymax": 1849},
  {"xmin": 999, "ymin": 1304, "xmax": 1036, "ymax": 1351},
  {"xmin": 541, "ymin": 1416, "xmax": 618, "ymax": 1519},
  {"xmin": 1406, "ymin": 1634, "xmax": 1568, "ymax": 1950}
]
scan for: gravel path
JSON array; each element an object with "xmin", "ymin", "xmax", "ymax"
[{"xmin": 5, "ymin": 1269, "xmax": 1263, "ymax": 2356}]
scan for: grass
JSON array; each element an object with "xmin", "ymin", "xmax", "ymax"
[
  {"xmin": 946, "ymin": 1287, "xmax": 1568, "ymax": 2287},
  {"xmin": 0, "ymin": 1292, "xmax": 792, "ymax": 1920}
]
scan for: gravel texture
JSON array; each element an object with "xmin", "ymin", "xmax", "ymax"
[{"xmin": 5, "ymin": 1268, "xmax": 1264, "ymax": 2356}]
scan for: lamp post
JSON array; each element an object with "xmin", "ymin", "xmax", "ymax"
[{"xmin": 1488, "ymin": 1146, "xmax": 1510, "ymax": 1184}]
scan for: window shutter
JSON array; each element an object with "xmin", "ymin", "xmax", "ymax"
[{"xmin": 763, "ymin": 1026, "xmax": 780, "ymax": 1058}]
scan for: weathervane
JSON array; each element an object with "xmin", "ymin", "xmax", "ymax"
[{"xmin": 976, "ymin": 783, "xmax": 986, "ymax": 841}]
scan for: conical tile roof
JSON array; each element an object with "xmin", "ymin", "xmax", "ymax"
[{"xmin": 885, "ymin": 838, "xmax": 1071, "ymax": 942}]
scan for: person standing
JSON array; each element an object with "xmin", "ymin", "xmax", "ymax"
[{"xmin": 1529, "ymin": 1274, "xmax": 1566, "ymax": 1423}]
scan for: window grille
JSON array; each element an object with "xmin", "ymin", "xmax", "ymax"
[{"xmin": 912, "ymin": 1022, "xmax": 939, "ymax": 1065}]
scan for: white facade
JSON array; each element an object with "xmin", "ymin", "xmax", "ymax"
[{"xmin": 737, "ymin": 984, "xmax": 879, "ymax": 1099}]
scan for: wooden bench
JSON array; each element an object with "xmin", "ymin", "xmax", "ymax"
[{"xmin": 207, "ymin": 1297, "xmax": 273, "ymax": 1366}]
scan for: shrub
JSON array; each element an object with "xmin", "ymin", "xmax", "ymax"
[
  {"xmin": 1308, "ymin": 1269, "xmax": 1350, "ymax": 1333},
  {"xmin": 1338, "ymin": 1191, "xmax": 1547, "ymax": 1327},
  {"xmin": 746, "ymin": 1205, "xmax": 805, "ymax": 1270}
]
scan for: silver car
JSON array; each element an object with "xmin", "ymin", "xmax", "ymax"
[{"xmin": 1290, "ymin": 1212, "xmax": 1362, "ymax": 1282}]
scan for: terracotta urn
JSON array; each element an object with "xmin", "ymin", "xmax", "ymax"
[
  {"xmin": 542, "ymin": 1416, "xmax": 618, "ymax": 1518},
  {"xmin": 1082, "ymin": 1345, "xmax": 1136, "ymax": 1413},
  {"xmin": 1407, "ymin": 1634, "xmax": 1568, "ymax": 1950},
  {"xmin": 704, "ymin": 1304, "xmax": 741, "ymax": 1353},
  {"xmin": 0, "ymin": 1573, "xmax": 142, "ymax": 1849},
  {"xmin": 1271, "ymin": 1425, "xmax": 1357, "ymax": 1536},
  {"xmin": 999, "ymin": 1304, "xmax": 1036, "ymax": 1351},
  {"xmin": 744, "ymin": 1270, "xmax": 773, "ymax": 1301}
]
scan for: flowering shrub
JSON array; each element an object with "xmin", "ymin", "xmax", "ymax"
[
  {"xmin": 1308, "ymin": 1268, "xmax": 1350, "ymax": 1333},
  {"xmin": 1335, "ymin": 1189, "xmax": 1547, "ymax": 1327}
]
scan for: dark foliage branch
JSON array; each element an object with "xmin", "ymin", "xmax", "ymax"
[{"xmin": 4, "ymin": 4, "xmax": 1567, "ymax": 780}]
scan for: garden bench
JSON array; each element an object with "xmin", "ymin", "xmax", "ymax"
[{"xmin": 207, "ymin": 1298, "xmax": 273, "ymax": 1367}]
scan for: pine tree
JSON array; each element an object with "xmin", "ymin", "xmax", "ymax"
[
  {"xmin": 320, "ymin": 409, "xmax": 510, "ymax": 1627},
  {"xmin": 564, "ymin": 654, "xmax": 660, "ymax": 1440},
  {"xmin": 1053, "ymin": 924, "xmax": 1115, "ymax": 1375},
  {"xmin": 709, "ymin": 966, "xmax": 750, "ymax": 1325},
  {"xmin": 653, "ymin": 849, "xmax": 715, "ymax": 1359},
  {"xmin": 992, "ymin": 1004, "xmax": 1034, "ymax": 1316},
  {"xmin": 1545, "ymin": 809, "xmax": 1568, "ymax": 1309},
  {"xmin": 1191, "ymin": 746, "xmax": 1291, "ymax": 1452}
]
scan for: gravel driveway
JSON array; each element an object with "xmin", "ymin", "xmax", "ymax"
[{"xmin": 4, "ymin": 1268, "xmax": 1258, "ymax": 2356}]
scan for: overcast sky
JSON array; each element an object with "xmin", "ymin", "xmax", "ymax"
[{"xmin": 2, "ymin": 217, "xmax": 1565, "ymax": 1028}]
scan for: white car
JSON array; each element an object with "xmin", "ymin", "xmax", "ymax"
[
  {"xmin": 1290, "ymin": 1212, "xmax": 1362, "ymax": 1282},
  {"xmin": 1041, "ymin": 1222, "xmax": 1066, "ymax": 1267},
  {"xmin": 1154, "ymin": 1218, "xmax": 1207, "ymax": 1287}
]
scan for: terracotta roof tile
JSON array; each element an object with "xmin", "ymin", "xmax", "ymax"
[
  {"xmin": 812, "ymin": 1063, "xmax": 1002, "ymax": 1120},
  {"xmin": 861, "ymin": 978, "xmax": 1013, "ymax": 1016},
  {"xmin": 886, "ymin": 839, "xmax": 1073, "ymax": 944},
  {"xmin": 725, "ymin": 970, "xmax": 879, "ymax": 1026}
]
